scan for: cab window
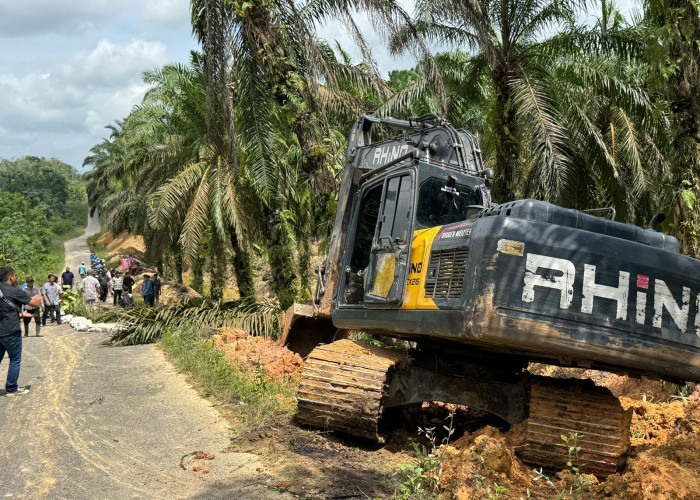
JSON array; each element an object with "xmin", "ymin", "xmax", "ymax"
[{"xmin": 416, "ymin": 177, "xmax": 481, "ymax": 227}]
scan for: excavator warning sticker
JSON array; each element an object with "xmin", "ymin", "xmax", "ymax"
[{"xmin": 497, "ymin": 239, "xmax": 525, "ymax": 256}]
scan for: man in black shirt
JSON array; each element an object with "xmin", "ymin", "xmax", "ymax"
[
  {"xmin": 61, "ymin": 267, "xmax": 75, "ymax": 291},
  {"xmin": 0, "ymin": 266, "xmax": 42, "ymax": 396}
]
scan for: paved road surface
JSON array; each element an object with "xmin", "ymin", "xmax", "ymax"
[{"xmin": 0, "ymin": 215, "xmax": 290, "ymax": 499}]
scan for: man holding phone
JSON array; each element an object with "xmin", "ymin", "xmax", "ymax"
[{"xmin": 0, "ymin": 266, "xmax": 42, "ymax": 396}]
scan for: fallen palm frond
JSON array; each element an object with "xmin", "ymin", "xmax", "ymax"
[{"xmin": 103, "ymin": 296, "xmax": 282, "ymax": 346}]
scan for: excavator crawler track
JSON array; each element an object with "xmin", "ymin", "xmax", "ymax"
[
  {"xmin": 296, "ymin": 339, "xmax": 406, "ymax": 440},
  {"xmin": 518, "ymin": 377, "xmax": 632, "ymax": 477}
]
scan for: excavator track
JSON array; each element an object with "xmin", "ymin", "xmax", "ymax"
[
  {"xmin": 296, "ymin": 339, "xmax": 406, "ymax": 440},
  {"xmin": 518, "ymin": 377, "xmax": 632, "ymax": 477}
]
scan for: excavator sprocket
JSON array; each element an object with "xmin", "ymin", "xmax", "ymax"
[
  {"xmin": 296, "ymin": 339, "xmax": 406, "ymax": 440},
  {"xmin": 519, "ymin": 377, "xmax": 632, "ymax": 477}
]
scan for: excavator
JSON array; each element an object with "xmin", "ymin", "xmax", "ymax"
[{"xmin": 281, "ymin": 114, "xmax": 700, "ymax": 476}]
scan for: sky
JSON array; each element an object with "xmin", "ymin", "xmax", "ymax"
[{"xmin": 0, "ymin": 0, "xmax": 639, "ymax": 172}]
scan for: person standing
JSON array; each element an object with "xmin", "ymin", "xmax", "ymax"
[
  {"xmin": 80, "ymin": 271, "xmax": 101, "ymax": 308},
  {"xmin": 123, "ymin": 271, "xmax": 134, "ymax": 294},
  {"xmin": 110, "ymin": 271, "xmax": 123, "ymax": 306},
  {"xmin": 0, "ymin": 266, "xmax": 42, "ymax": 396},
  {"xmin": 78, "ymin": 262, "xmax": 87, "ymax": 278},
  {"xmin": 22, "ymin": 277, "xmax": 42, "ymax": 337},
  {"xmin": 41, "ymin": 275, "xmax": 62, "ymax": 326},
  {"xmin": 141, "ymin": 275, "xmax": 154, "ymax": 307},
  {"xmin": 152, "ymin": 274, "xmax": 162, "ymax": 304},
  {"xmin": 97, "ymin": 272, "xmax": 110, "ymax": 303},
  {"xmin": 61, "ymin": 266, "xmax": 75, "ymax": 291}
]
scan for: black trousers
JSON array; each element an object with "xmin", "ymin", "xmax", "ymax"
[
  {"xmin": 42, "ymin": 305, "xmax": 61, "ymax": 325},
  {"xmin": 113, "ymin": 290, "xmax": 122, "ymax": 306}
]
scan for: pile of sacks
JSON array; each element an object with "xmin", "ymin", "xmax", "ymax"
[{"xmin": 61, "ymin": 314, "xmax": 124, "ymax": 333}]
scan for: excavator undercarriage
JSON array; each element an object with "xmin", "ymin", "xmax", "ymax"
[{"xmin": 296, "ymin": 339, "xmax": 631, "ymax": 477}]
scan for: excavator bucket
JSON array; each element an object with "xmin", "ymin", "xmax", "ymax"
[{"xmin": 280, "ymin": 303, "xmax": 336, "ymax": 358}]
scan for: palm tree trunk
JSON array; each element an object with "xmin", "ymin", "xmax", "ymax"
[
  {"xmin": 191, "ymin": 258, "xmax": 204, "ymax": 294},
  {"xmin": 229, "ymin": 229, "xmax": 255, "ymax": 298},
  {"xmin": 264, "ymin": 210, "xmax": 298, "ymax": 309},
  {"xmin": 210, "ymin": 232, "xmax": 227, "ymax": 300},
  {"xmin": 492, "ymin": 68, "xmax": 520, "ymax": 203},
  {"xmin": 174, "ymin": 250, "xmax": 183, "ymax": 285}
]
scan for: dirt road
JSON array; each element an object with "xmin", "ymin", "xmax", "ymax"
[{"xmin": 0, "ymin": 215, "xmax": 291, "ymax": 499}]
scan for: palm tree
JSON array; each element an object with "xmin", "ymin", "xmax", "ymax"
[
  {"xmin": 381, "ymin": 0, "xmax": 662, "ymax": 222},
  {"xmin": 643, "ymin": 0, "xmax": 700, "ymax": 256}
]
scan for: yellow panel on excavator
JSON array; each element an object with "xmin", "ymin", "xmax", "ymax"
[{"xmin": 402, "ymin": 226, "xmax": 440, "ymax": 310}]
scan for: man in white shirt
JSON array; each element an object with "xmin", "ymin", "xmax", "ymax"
[
  {"xmin": 41, "ymin": 275, "xmax": 62, "ymax": 326},
  {"xmin": 80, "ymin": 270, "xmax": 101, "ymax": 308},
  {"xmin": 110, "ymin": 271, "xmax": 123, "ymax": 307}
]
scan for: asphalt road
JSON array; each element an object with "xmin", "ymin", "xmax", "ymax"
[{"xmin": 0, "ymin": 215, "xmax": 291, "ymax": 499}]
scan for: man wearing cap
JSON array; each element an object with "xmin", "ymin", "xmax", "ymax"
[
  {"xmin": 78, "ymin": 262, "xmax": 87, "ymax": 278},
  {"xmin": 41, "ymin": 275, "xmax": 62, "ymax": 326},
  {"xmin": 22, "ymin": 278, "xmax": 42, "ymax": 337},
  {"xmin": 1, "ymin": 266, "xmax": 42, "ymax": 396}
]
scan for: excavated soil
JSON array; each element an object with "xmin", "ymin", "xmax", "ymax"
[
  {"xmin": 106, "ymin": 232, "xmax": 147, "ymax": 259},
  {"xmin": 212, "ymin": 328, "xmax": 304, "ymax": 383}
]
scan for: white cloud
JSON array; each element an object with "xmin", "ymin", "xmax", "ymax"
[
  {"xmin": 63, "ymin": 39, "xmax": 167, "ymax": 86},
  {"xmin": 144, "ymin": 0, "xmax": 191, "ymax": 27}
]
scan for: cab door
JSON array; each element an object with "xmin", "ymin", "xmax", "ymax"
[{"xmin": 364, "ymin": 173, "xmax": 415, "ymax": 306}]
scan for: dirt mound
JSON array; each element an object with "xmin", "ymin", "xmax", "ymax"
[
  {"xmin": 97, "ymin": 231, "xmax": 114, "ymax": 245},
  {"xmin": 106, "ymin": 232, "xmax": 146, "ymax": 259},
  {"xmin": 436, "ymin": 399, "xmax": 700, "ymax": 499},
  {"xmin": 440, "ymin": 426, "xmax": 561, "ymax": 499},
  {"xmin": 158, "ymin": 283, "xmax": 201, "ymax": 307},
  {"xmin": 528, "ymin": 363, "xmax": 667, "ymax": 400},
  {"xmin": 212, "ymin": 328, "xmax": 303, "ymax": 383},
  {"xmin": 620, "ymin": 397, "xmax": 690, "ymax": 446}
]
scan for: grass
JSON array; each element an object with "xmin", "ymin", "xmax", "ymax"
[
  {"xmin": 159, "ymin": 326, "xmax": 296, "ymax": 436},
  {"xmin": 87, "ymin": 229, "xmax": 112, "ymax": 262}
]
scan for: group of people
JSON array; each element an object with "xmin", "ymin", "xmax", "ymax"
[{"xmin": 80, "ymin": 253, "xmax": 162, "ymax": 308}]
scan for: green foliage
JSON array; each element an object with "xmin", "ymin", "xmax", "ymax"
[
  {"xmin": 103, "ymin": 296, "xmax": 282, "ymax": 346},
  {"xmin": 0, "ymin": 157, "xmax": 87, "ymax": 282},
  {"xmin": 159, "ymin": 326, "xmax": 296, "ymax": 435},
  {"xmin": 533, "ymin": 433, "xmax": 591, "ymax": 500},
  {"xmin": 394, "ymin": 413, "xmax": 455, "ymax": 499},
  {"xmin": 61, "ymin": 289, "xmax": 84, "ymax": 315}
]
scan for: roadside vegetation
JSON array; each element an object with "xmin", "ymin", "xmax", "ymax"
[
  {"xmin": 0, "ymin": 156, "xmax": 87, "ymax": 281},
  {"xmin": 160, "ymin": 326, "xmax": 296, "ymax": 436}
]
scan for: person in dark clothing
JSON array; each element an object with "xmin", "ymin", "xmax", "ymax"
[
  {"xmin": 61, "ymin": 267, "xmax": 75, "ymax": 291},
  {"xmin": 0, "ymin": 266, "xmax": 42, "ymax": 396},
  {"xmin": 120, "ymin": 291, "xmax": 135, "ymax": 309},
  {"xmin": 22, "ymin": 277, "xmax": 42, "ymax": 337},
  {"xmin": 122, "ymin": 272, "xmax": 135, "ymax": 294},
  {"xmin": 141, "ymin": 275, "xmax": 154, "ymax": 307},
  {"xmin": 152, "ymin": 275, "xmax": 162, "ymax": 303},
  {"xmin": 97, "ymin": 273, "xmax": 110, "ymax": 302}
]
